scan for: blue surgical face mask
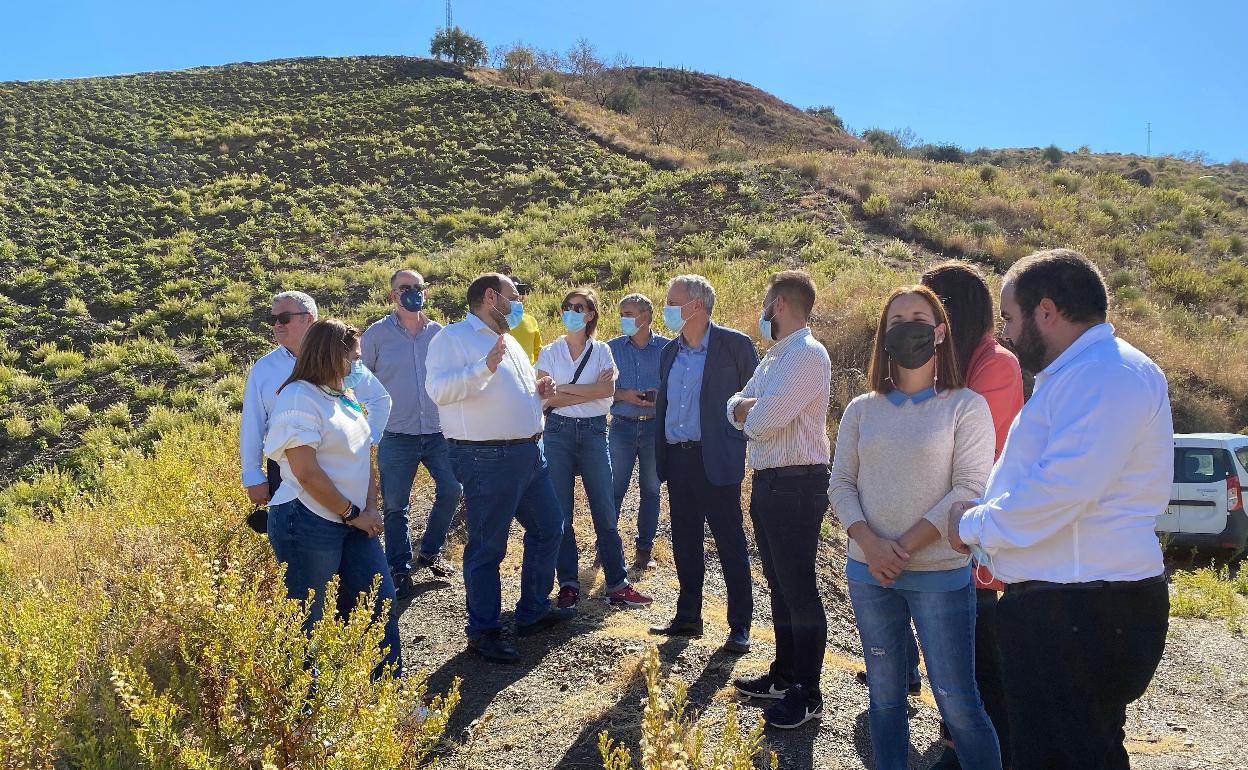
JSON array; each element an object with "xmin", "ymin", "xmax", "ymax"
[
  {"xmin": 663, "ymin": 304, "xmax": 686, "ymax": 333},
  {"xmin": 758, "ymin": 300, "xmax": 777, "ymax": 342},
  {"xmin": 399, "ymin": 288, "xmax": 425, "ymax": 312},
  {"xmin": 342, "ymin": 359, "xmax": 367, "ymax": 391},
  {"xmin": 561, "ymin": 310, "xmax": 586, "ymax": 333},
  {"xmin": 505, "ymin": 299, "xmax": 524, "ymax": 330},
  {"xmin": 620, "ymin": 316, "xmax": 640, "ymax": 337}
]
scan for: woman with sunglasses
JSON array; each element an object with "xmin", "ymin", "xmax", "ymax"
[
  {"xmin": 830, "ymin": 286, "xmax": 1000, "ymax": 769},
  {"xmin": 264, "ymin": 319, "xmax": 402, "ymax": 679},
  {"xmin": 537, "ymin": 288, "xmax": 653, "ymax": 610}
]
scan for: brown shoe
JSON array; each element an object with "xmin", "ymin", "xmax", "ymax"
[{"xmin": 634, "ymin": 548, "xmax": 657, "ymax": 569}]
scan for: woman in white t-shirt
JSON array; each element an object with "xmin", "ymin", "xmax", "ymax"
[
  {"xmin": 264, "ymin": 318, "xmax": 401, "ymax": 679},
  {"xmin": 537, "ymin": 288, "xmax": 652, "ymax": 611}
]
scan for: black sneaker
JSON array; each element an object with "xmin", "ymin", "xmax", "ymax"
[
  {"xmin": 416, "ymin": 553, "xmax": 455, "ymax": 578},
  {"xmin": 764, "ymin": 684, "xmax": 823, "ymax": 729},
  {"xmin": 394, "ymin": 573, "xmax": 417, "ymax": 602},
  {"xmin": 467, "ymin": 630, "xmax": 519, "ymax": 663},
  {"xmin": 733, "ymin": 672, "xmax": 790, "ymax": 700}
]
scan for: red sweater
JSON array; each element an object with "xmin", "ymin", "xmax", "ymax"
[{"xmin": 966, "ymin": 335, "xmax": 1024, "ymax": 461}]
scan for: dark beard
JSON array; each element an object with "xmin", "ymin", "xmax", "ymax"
[{"xmin": 1010, "ymin": 313, "xmax": 1048, "ymax": 374}]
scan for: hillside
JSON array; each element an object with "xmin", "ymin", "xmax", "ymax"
[{"xmin": 2, "ymin": 53, "xmax": 1248, "ymax": 770}]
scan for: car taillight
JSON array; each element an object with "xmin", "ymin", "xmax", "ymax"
[{"xmin": 1228, "ymin": 475, "xmax": 1242, "ymax": 512}]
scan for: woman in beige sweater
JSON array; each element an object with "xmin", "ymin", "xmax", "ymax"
[{"xmin": 829, "ymin": 286, "xmax": 1001, "ymax": 770}]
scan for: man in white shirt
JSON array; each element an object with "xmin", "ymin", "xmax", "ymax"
[
  {"xmin": 240, "ymin": 291, "xmax": 391, "ymax": 520},
  {"xmin": 948, "ymin": 249, "xmax": 1172, "ymax": 770},
  {"xmin": 425, "ymin": 273, "xmax": 568, "ymax": 663},
  {"xmin": 726, "ymin": 270, "xmax": 832, "ymax": 730}
]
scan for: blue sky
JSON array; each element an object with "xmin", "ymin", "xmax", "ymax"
[{"xmin": 3, "ymin": 0, "xmax": 1245, "ymax": 161}]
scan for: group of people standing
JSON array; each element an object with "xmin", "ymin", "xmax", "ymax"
[{"xmin": 241, "ymin": 248, "xmax": 1172, "ymax": 770}]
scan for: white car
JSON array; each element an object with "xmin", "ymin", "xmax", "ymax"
[{"xmin": 1156, "ymin": 433, "xmax": 1248, "ymax": 556}]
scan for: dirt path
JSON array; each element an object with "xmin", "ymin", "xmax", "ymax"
[{"xmin": 396, "ymin": 476, "xmax": 1248, "ymax": 770}]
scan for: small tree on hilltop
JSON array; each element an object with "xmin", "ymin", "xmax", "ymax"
[
  {"xmin": 430, "ymin": 27, "xmax": 488, "ymax": 68},
  {"xmin": 1042, "ymin": 144, "xmax": 1065, "ymax": 164},
  {"xmin": 502, "ymin": 45, "xmax": 538, "ymax": 87}
]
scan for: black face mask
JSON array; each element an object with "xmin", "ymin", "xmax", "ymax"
[{"xmin": 884, "ymin": 321, "xmax": 937, "ymax": 370}]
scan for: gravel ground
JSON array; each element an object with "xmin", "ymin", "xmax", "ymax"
[{"xmin": 395, "ymin": 475, "xmax": 1248, "ymax": 770}]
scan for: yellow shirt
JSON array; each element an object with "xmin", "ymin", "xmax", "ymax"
[{"xmin": 508, "ymin": 313, "xmax": 543, "ymax": 365}]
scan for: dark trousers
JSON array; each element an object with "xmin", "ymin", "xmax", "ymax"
[
  {"xmin": 749, "ymin": 468, "xmax": 829, "ymax": 690},
  {"xmin": 939, "ymin": 589, "xmax": 1012, "ymax": 768},
  {"xmin": 995, "ymin": 576, "xmax": 1169, "ymax": 770},
  {"xmin": 665, "ymin": 444, "xmax": 753, "ymax": 632}
]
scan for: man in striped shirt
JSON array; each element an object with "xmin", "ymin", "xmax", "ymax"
[{"xmin": 726, "ymin": 270, "xmax": 832, "ymax": 730}]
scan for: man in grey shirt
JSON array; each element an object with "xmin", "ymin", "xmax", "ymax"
[{"xmin": 362, "ymin": 269, "xmax": 462, "ymax": 601}]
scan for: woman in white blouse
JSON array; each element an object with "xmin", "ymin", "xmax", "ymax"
[
  {"xmin": 537, "ymin": 288, "xmax": 652, "ymax": 611},
  {"xmin": 265, "ymin": 318, "xmax": 401, "ymax": 678}
]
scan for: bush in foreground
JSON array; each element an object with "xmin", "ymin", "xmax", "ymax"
[
  {"xmin": 599, "ymin": 645, "xmax": 776, "ymax": 770},
  {"xmin": 0, "ymin": 419, "xmax": 458, "ymax": 769}
]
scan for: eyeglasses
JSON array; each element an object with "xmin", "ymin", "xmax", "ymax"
[
  {"xmin": 270, "ymin": 311, "xmax": 311, "ymax": 326},
  {"xmin": 561, "ymin": 302, "xmax": 589, "ymax": 313},
  {"xmin": 396, "ymin": 284, "xmax": 426, "ymax": 293}
]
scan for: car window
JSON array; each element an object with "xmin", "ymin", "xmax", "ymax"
[
  {"xmin": 1174, "ymin": 448, "xmax": 1223, "ymax": 483},
  {"xmin": 1235, "ymin": 446, "xmax": 1248, "ymax": 474}
]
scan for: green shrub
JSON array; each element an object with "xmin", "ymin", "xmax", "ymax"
[
  {"xmin": 605, "ymin": 86, "xmax": 639, "ymax": 115},
  {"xmin": 978, "ymin": 164, "xmax": 999, "ymax": 183},
  {"xmin": 599, "ymin": 645, "xmax": 774, "ymax": 770},
  {"xmin": 63, "ymin": 403, "xmax": 91, "ymax": 421},
  {"xmin": 1042, "ymin": 144, "xmax": 1065, "ymax": 164},
  {"xmin": 0, "ymin": 421, "xmax": 459, "ymax": 766},
  {"xmin": 1171, "ymin": 567, "xmax": 1246, "ymax": 632},
  {"xmin": 862, "ymin": 193, "xmax": 892, "ymax": 219},
  {"xmin": 4, "ymin": 415, "xmax": 33, "ymax": 440}
]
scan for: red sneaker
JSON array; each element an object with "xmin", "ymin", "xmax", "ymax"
[
  {"xmin": 606, "ymin": 584, "xmax": 653, "ymax": 608},
  {"xmin": 556, "ymin": 584, "xmax": 580, "ymax": 609}
]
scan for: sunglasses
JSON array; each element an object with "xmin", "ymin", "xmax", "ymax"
[
  {"xmin": 561, "ymin": 302, "xmax": 589, "ymax": 313},
  {"xmin": 270, "ymin": 311, "xmax": 310, "ymax": 326},
  {"xmin": 396, "ymin": 284, "xmax": 426, "ymax": 293}
]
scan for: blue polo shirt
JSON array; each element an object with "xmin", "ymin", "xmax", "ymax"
[{"xmin": 607, "ymin": 331, "xmax": 670, "ymax": 419}]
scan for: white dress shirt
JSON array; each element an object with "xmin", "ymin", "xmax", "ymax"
[
  {"xmin": 264, "ymin": 381, "xmax": 373, "ymax": 522},
  {"xmin": 727, "ymin": 327, "xmax": 831, "ymax": 470},
  {"xmin": 239, "ymin": 345, "xmax": 391, "ymax": 487},
  {"xmin": 424, "ymin": 312, "xmax": 545, "ymax": 441},
  {"xmin": 959, "ymin": 324, "xmax": 1173, "ymax": 584},
  {"xmin": 536, "ymin": 337, "xmax": 616, "ymax": 418}
]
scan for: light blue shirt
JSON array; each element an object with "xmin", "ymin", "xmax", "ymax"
[
  {"xmin": 608, "ymin": 331, "xmax": 670, "ymax": 419},
  {"xmin": 665, "ymin": 328, "xmax": 711, "ymax": 443},
  {"xmin": 884, "ymin": 386, "xmax": 938, "ymax": 407},
  {"xmin": 361, "ymin": 312, "xmax": 443, "ymax": 436}
]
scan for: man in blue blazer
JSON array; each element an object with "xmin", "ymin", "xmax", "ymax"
[{"xmin": 648, "ymin": 274, "xmax": 760, "ymax": 653}]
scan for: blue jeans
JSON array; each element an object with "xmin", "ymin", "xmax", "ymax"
[
  {"xmin": 267, "ymin": 498, "xmax": 402, "ymax": 678},
  {"xmin": 608, "ymin": 416, "xmax": 661, "ymax": 551},
  {"xmin": 378, "ymin": 431, "xmax": 463, "ymax": 578},
  {"xmin": 449, "ymin": 440, "xmax": 563, "ymax": 638},
  {"xmin": 544, "ymin": 413, "xmax": 629, "ymax": 591},
  {"xmin": 849, "ymin": 577, "xmax": 1000, "ymax": 770}
]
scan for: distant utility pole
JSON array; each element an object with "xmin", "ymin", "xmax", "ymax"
[
  {"xmin": 1147, "ymin": 122, "xmax": 1151, "ymax": 156},
  {"xmin": 445, "ymin": 0, "xmax": 452, "ymax": 29}
]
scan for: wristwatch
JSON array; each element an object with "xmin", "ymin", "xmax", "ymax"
[{"xmin": 342, "ymin": 503, "xmax": 362, "ymax": 523}]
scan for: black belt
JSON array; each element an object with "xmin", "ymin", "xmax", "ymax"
[
  {"xmin": 448, "ymin": 433, "xmax": 542, "ymax": 447},
  {"xmin": 613, "ymin": 414, "xmax": 656, "ymax": 422},
  {"xmin": 668, "ymin": 440, "xmax": 701, "ymax": 449},
  {"xmin": 1004, "ymin": 573, "xmax": 1165, "ymax": 596},
  {"xmin": 754, "ymin": 463, "xmax": 828, "ymax": 479}
]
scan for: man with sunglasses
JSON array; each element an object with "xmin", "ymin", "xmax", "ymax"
[
  {"xmin": 362, "ymin": 270, "xmax": 463, "ymax": 601},
  {"xmin": 240, "ymin": 291, "xmax": 391, "ymax": 515},
  {"xmin": 498, "ymin": 265, "xmax": 542, "ymax": 365}
]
